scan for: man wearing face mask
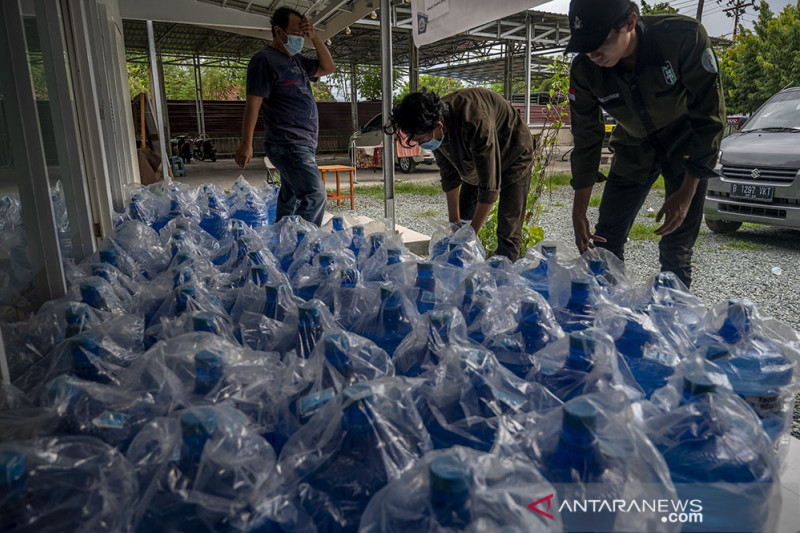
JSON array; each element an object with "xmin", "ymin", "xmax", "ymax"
[
  {"xmin": 387, "ymin": 88, "xmax": 534, "ymax": 262},
  {"xmin": 235, "ymin": 6, "xmax": 335, "ymax": 227},
  {"xmin": 567, "ymin": 0, "xmax": 725, "ymax": 288}
]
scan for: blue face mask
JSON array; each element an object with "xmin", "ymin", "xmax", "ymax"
[
  {"xmin": 285, "ymin": 34, "xmax": 304, "ymax": 55},
  {"xmin": 420, "ymin": 128, "xmax": 443, "ymax": 151}
]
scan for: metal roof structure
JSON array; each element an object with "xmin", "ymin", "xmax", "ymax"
[{"xmin": 121, "ymin": 0, "xmax": 573, "ymax": 83}]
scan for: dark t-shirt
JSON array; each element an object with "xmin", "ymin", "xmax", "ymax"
[{"xmin": 246, "ymin": 46, "xmax": 320, "ymax": 148}]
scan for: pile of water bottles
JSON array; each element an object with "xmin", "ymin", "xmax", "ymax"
[{"xmin": 1, "ymin": 176, "xmax": 798, "ymax": 532}]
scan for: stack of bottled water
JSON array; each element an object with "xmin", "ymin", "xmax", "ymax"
[{"xmin": 1, "ymin": 175, "xmax": 798, "ymax": 532}]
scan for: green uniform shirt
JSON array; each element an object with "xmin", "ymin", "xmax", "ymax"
[
  {"xmin": 434, "ymin": 88, "xmax": 534, "ymax": 204},
  {"xmin": 569, "ymin": 14, "xmax": 726, "ymax": 190}
]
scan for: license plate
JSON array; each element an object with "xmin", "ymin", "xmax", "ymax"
[
  {"xmin": 604, "ymin": 124, "xmax": 614, "ymax": 132},
  {"xmin": 730, "ymin": 183, "xmax": 774, "ymax": 202}
]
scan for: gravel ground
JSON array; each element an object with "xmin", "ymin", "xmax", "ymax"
[{"xmin": 328, "ymin": 180, "xmax": 800, "ymax": 439}]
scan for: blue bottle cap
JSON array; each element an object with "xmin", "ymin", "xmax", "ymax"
[
  {"xmin": 370, "ymin": 233, "xmax": 385, "ymax": 245},
  {"xmin": 702, "ymin": 343, "xmax": 730, "ymax": 361},
  {"xmin": 430, "ymin": 455, "xmax": 471, "ymax": 503},
  {"xmin": 175, "ymin": 251, "xmax": 193, "ymax": 265},
  {"xmin": 264, "ymin": 282, "xmax": 281, "ymax": 298},
  {"xmin": 180, "ymin": 408, "xmax": 218, "ymax": 438},
  {"xmin": 571, "ymin": 278, "xmax": 591, "ymax": 292},
  {"xmin": 387, "ymin": 248, "xmax": 402, "ymax": 261},
  {"xmin": 299, "ymin": 301, "xmax": 322, "ymax": 320},
  {"xmin": 177, "ymin": 284, "xmax": 197, "ymax": 299},
  {"xmin": 296, "ymin": 229, "xmax": 308, "ymax": 245},
  {"xmin": 192, "ymin": 312, "xmax": 219, "ymax": 333},
  {"xmin": 251, "ymin": 265, "xmax": 269, "ymax": 285},
  {"xmin": 520, "ymin": 299, "xmax": 542, "ymax": 319},
  {"xmin": 683, "ymin": 372, "xmax": 717, "ymax": 396},
  {"xmin": 195, "ymin": 349, "xmax": 224, "ymax": 369},
  {"xmin": 298, "ymin": 388, "xmax": 335, "ymax": 421},
  {"xmin": 332, "ymin": 215, "xmax": 345, "ymax": 231},
  {"xmin": 588, "ymin": 257, "xmax": 606, "ymax": 275},
  {"xmin": 91, "ymin": 263, "xmax": 112, "ymax": 281},
  {"xmin": 563, "ymin": 397, "xmax": 598, "ymax": 430},
  {"xmin": 79, "ymin": 277, "xmax": 103, "ymax": 294},
  {"xmin": 569, "ymin": 330, "xmax": 597, "ymax": 352},
  {"xmin": 324, "ymin": 333, "xmax": 351, "ymax": 370},
  {"xmin": 342, "ymin": 383, "xmax": 373, "ymax": 409},
  {"xmin": 0, "ymin": 450, "xmax": 26, "ymax": 488},
  {"xmin": 65, "ymin": 302, "xmax": 90, "ymax": 324},
  {"xmin": 541, "ymin": 244, "xmax": 557, "ymax": 257},
  {"xmin": 340, "ymin": 268, "xmax": 359, "ymax": 287},
  {"xmin": 380, "ymin": 285, "xmax": 399, "ymax": 302},
  {"xmin": 172, "ymin": 230, "xmax": 186, "ymax": 241},
  {"xmin": 99, "ymin": 248, "xmax": 117, "ymax": 265},
  {"xmin": 352, "ymin": 225, "xmax": 364, "ymax": 235},
  {"xmin": 417, "ymin": 261, "xmax": 434, "ymax": 274},
  {"xmin": 318, "ymin": 252, "xmax": 335, "ymax": 268},
  {"xmin": 173, "ymin": 266, "xmax": 193, "ymax": 288},
  {"xmin": 448, "ymin": 240, "xmax": 462, "ymax": 251},
  {"xmin": 429, "ymin": 310, "xmax": 452, "ymax": 330}
]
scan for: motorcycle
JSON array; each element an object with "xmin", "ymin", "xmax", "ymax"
[
  {"xmin": 171, "ymin": 135, "xmax": 193, "ymax": 164},
  {"xmin": 193, "ymin": 135, "xmax": 217, "ymax": 162}
]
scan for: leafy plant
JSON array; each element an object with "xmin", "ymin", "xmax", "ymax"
[{"xmin": 478, "ymin": 58, "xmax": 571, "ymax": 258}]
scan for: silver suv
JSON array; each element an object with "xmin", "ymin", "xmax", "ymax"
[{"xmin": 704, "ymin": 87, "xmax": 800, "ymax": 233}]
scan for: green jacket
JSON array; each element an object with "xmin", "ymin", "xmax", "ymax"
[
  {"xmin": 434, "ymin": 88, "xmax": 534, "ymax": 204},
  {"xmin": 569, "ymin": 14, "xmax": 726, "ymax": 190}
]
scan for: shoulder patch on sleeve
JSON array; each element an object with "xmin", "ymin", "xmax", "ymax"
[{"xmin": 701, "ymin": 48, "xmax": 718, "ymax": 73}]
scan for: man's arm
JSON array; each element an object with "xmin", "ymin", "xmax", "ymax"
[
  {"xmin": 572, "ymin": 185, "xmax": 606, "ymax": 253},
  {"xmin": 300, "ymin": 16, "xmax": 335, "ymax": 77},
  {"xmin": 234, "ymin": 95, "xmax": 263, "ymax": 169}
]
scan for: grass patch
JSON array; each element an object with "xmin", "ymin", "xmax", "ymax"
[
  {"xmin": 644, "ymin": 211, "xmax": 657, "ymax": 218},
  {"xmin": 741, "ymin": 222, "xmax": 764, "ymax": 229},
  {"xmin": 652, "ymin": 175, "xmax": 665, "ymax": 190},
  {"xmin": 544, "ymin": 173, "xmax": 572, "ymax": 189},
  {"xmin": 588, "ymin": 195, "xmax": 602, "ymax": 207},
  {"xmin": 554, "ymin": 201, "xmax": 565, "ymax": 207},
  {"xmin": 628, "ymin": 223, "xmax": 658, "ymax": 241},
  {"xmin": 414, "ymin": 210, "xmax": 439, "ymax": 217},
  {"xmin": 724, "ymin": 240, "xmax": 765, "ymax": 251},
  {"xmin": 357, "ymin": 182, "xmax": 441, "ymax": 198}
]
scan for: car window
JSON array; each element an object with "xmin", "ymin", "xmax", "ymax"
[
  {"xmin": 362, "ymin": 114, "xmax": 383, "ymax": 132},
  {"xmin": 742, "ymin": 91, "xmax": 800, "ymax": 131}
]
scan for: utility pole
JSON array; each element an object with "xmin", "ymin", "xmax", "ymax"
[
  {"xmin": 696, "ymin": 0, "xmax": 705, "ymax": 21},
  {"xmin": 717, "ymin": 0, "xmax": 759, "ymax": 38}
]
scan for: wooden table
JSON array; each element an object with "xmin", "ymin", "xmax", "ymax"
[{"xmin": 319, "ymin": 164, "xmax": 355, "ymax": 210}]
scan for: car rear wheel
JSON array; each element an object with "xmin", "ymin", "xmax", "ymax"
[
  {"xmin": 705, "ymin": 218, "xmax": 742, "ymax": 233},
  {"xmin": 399, "ymin": 157, "xmax": 416, "ymax": 174}
]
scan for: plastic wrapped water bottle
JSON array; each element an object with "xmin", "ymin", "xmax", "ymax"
[
  {"xmin": 393, "ymin": 306, "xmax": 469, "ymax": 377},
  {"xmin": 517, "ymin": 243, "xmax": 557, "ymax": 301},
  {"xmin": 0, "ymin": 437, "xmax": 138, "ymax": 533},
  {"xmin": 199, "ymin": 191, "xmax": 230, "ymax": 240},
  {"xmin": 353, "ymin": 285, "xmax": 418, "ymax": 357},
  {"xmin": 554, "ymin": 278, "xmax": 596, "ymax": 333},
  {"xmin": 645, "ymin": 371, "xmax": 780, "ymax": 533},
  {"xmin": 360, "ymin": 447, "xmax": 558, "ymax": 532}
]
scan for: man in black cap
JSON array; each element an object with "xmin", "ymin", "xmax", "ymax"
[{"xmin": 567, "ymin": 0, "xmax": 725, "ymax": 288}]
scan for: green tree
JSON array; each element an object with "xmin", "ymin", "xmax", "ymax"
[
  {"xmin": 395, "ymin": 75, "xmax": 466, "ymax": 101},
  {"xmin": 719, "ymin": 1, "xmax": 800, "ymax": 113},
  {"xmin": 641, "ymin": 1, "xmax": 679, "ymax": 14}
]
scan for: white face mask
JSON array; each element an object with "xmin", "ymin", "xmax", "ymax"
[
  {"xmin": 420, "ymin": 126, "xmax": 443, "ymax": 150},
  {"xmin": 283, "ymin": 32, "xmax": 304, "ymax": 55}
]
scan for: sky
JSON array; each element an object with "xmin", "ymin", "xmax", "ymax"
[{"xmin": 536, "ymin": 0, "xmax": 796, "ymax": 38}]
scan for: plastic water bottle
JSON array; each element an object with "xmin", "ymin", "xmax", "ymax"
[
  {"xmin": 614, "ymin": 308, "xmax": 675, "ymax": 398},
  {"xmin": 263, "ymin": 282, "xmax": 285, "ymax": 321},
  {"xmin": 652, "ymin": 372, "xmax": 777, "ymax": 533},
  {"xmin": 80, "ymin": 278, "xmax": 110, "ymax": 312},
  {"xmin": 194, "ymin": 349, "xmax": 224, "ymax": 396},
  {"xmin": 414, "ymin": 262, "xmax": 438, "ymax": 314},
  {"xmin": 65, "ymin": 302, "xmax": 91, "ymax": 338},
  {"xmin": 250, "ymin": 264, "xmax": 269, "ymax": 286},
  {"xmin": 179, "ymin": 408, "xmax": 218, "ymax": 479},
  {"xmin": 297, "ymin": 252, "xmax": 335, "ymax": 301},
  {"xmin": 70, "ymin": 332, "xmax": 108, "ymax": 384},
  {"xmin": 486, "ymin": 334, "xmax": 531, "ymax": 379},
  {"xmin": 350, "ymin": 225, "xmax": 366, "ymax": 258},
  {"xmin": 200, "ymin": 194, "xmax": 228, "ymax": 240},
  {"xmin": 332, "ymin": 215, "xmax": 345, "ymax": 232},
  {"xmin": 91, "ymin": 264, "xmax": 113, "ymax": 284},
  {"xmin": 556, "ymin": 278, "xmax": 595, "ymax": 333},
  {"xmin": 396, "ymin": 310, "xmax": 452, "ymax": 377},
  {"xmin": 430, "ymin": 455, "xmax": 472, "ymax": 528},
  {"xmin": 296, "ymin": 301, "xmax": 325, "ymax": 359},
  {"xmin": 368, "ymin": 233, "xmax": 385, "ymax": 259},
  {"xmin": 541, "ymin": 398, "xmax": 622, "ymax": 532},
  {"xmin": 192, "ymin": 311, "xmax": 221, "ymax": 334},
  {"xmin": 536, "ymin": 330, "xmax": 598, "ymax": 401},
  {"xmin": 386, "ymin": 247, "xmax": 403, "ymax": 266},
  {"xmin": 520, "ymin": 244, "xmax": 556, "ymax": 300},
  {"xmin": 174, "ymin": 284, "xmax": 196, "ymax": 315},
  {"xmin": 447, "ymin": 241, "xmax": 465, "ymax": 268},
  {"xmin": 373, "ymin": 286, "xmax": 413, "ymax": 357},
  {"xmin": 517, "ymin": 299, "xmax": 553, "ymax": 354}
]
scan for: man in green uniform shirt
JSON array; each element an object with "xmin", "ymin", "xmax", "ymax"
[
  {"xmin": 567, "ymin": 0, "xmax": 725, "ymax": 287},
  {"xmin": 387, "ymin": 88, "xmax": 534, "ymax": 262}
]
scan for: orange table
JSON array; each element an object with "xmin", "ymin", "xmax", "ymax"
[{"xmin": 319, "ymin": 165, "xmax": 355, "ymax": 210}]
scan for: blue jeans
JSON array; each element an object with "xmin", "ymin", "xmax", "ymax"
[{"xmin": 264, "ymin": 144, "xmax": 326, "ymax": 227}]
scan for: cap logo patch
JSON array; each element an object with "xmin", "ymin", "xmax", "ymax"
[
  {"xmin": 568, "ymin": 88, "xmax": 576, "ymax": 101},
  {"xmin": 573, "ymin": 16, "xmax": 583, "ymax": 30},
  {"xmin": 662, "ymin": 60, "xmax": 677, "ymax": 85},
  {"xmin": 701, "ymin": 48, "xmax": 718, "ymax": 73}
]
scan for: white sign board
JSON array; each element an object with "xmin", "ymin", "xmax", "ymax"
[{"xmin": 412, "ymin": 0, "xmax": 550, "ymax": 47}]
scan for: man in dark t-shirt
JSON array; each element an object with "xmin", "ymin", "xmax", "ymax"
[{"xmin": 235, "ymin": 6, "xmax": 335, "ymax": 226}]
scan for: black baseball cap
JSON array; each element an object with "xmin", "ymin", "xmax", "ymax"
[{"xmin": 566, "ymin": 0, "xmax": 631, "ymax": 54}]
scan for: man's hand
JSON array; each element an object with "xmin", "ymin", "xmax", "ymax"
[
  {"xmin": 234, "ymin": 143, "xmax": 253, "ymax": 169},
  {"xmin": 572, "ymin": 186, "xmax": 606, "ymax": 254},
  {"xmin": 572, "ymin": 211, "xmax": 606, "ymax": 254},
  {"xmin": 655, "ymin": 173, "xmax": 700, "ymax": 236},
  {"xmin": 299, "ymin": 16, "xmax": 316, "ymax": 39}
]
